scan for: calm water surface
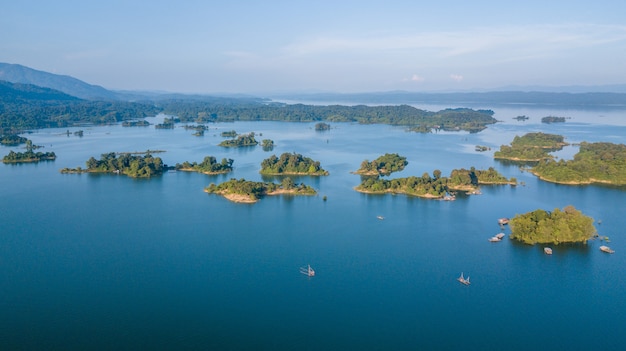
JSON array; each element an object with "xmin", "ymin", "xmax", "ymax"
[{"xmin": 1, "ymin": 104, "xmax": 626, "ymax": 350}]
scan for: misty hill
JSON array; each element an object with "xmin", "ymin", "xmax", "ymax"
[
  {"xmin": 0, "ymin": 80, "xmax": 80, "ymax": 101},
  {"xmin": 0, "ymin": 62, "xmax": 119, "ymax": 100},
  {"xmin": 271, "ymin": 91, "xmax": 626, "ymax": 107}
]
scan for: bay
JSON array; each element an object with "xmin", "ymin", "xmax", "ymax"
[{"xmin": 1, "ymin": 104, "xmax": 625, "ymax": 350}]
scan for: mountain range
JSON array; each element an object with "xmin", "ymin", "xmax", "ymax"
[{"xmin": 1, "ymin": 62, "xmax": 626, "ymax": 107}]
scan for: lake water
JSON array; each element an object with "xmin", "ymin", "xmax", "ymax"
[{"xmin": 1, "ymin": 104, "xmax": 626, "ymax": 350}]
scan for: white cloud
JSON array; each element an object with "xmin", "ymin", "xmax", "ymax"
[
  {"xmin": 450, "ymin": 74, "xmax": 463, "ymax": 82},
  {"xmin": 403, "ymin": 74, "xmax": 424, "ymax": 82}
]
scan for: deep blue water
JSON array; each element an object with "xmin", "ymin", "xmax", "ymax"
[{"xmin": 1, "ymin": 105, "xmax": 626, "ymax": 350}]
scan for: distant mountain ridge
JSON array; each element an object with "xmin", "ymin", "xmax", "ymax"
[
  {"xmin": 0, "ymin": 80, "xmax": 80, "ymax": 101},
  {"xmin": 0, "ymin": 62, "xmax": 119, "ymax": 100}
]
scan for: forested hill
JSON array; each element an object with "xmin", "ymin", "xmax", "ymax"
[
  {"xmin": 0, "ymin": 63, "xmax": 118, "ymax": 100},
  {"xmin": 0, "ymin": 80, "xmax": 79, "ymax": 101}
]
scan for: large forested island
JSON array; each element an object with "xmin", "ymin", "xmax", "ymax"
[
  {"xmin": 355, "ymin": 167, "xmax": 515, "ymax": 198},
  {"xmin": 204, "ymin": 177, "xmax": 317, "ymax": 203},
  {"xmin": 354, "ymin": 153, "xmax": 408, "ymax": 176},
  {"xmin": 509, "ymin": 205, "xmax": 596, "ymax": 244},
  {"xmin": 60, "ymin": 152, "xmax": 164, "ymax": 178},
  {"xmin": 219, "ymin": 132, "xmax": 258, "ymax": 147},
  {"xmin": 494, "ymin": 132, "xmax": 568, "ymax": 162},
  {"xmin": 260, "ymin": 152, "xmax": 329, "ymax": 175},
  {"xmin": 175, "ymin": 156, "xmax": 234, "ymax": 174},
  {"xmin": 531, "ymin": 142, "xmax": 626, "ymax": 185}
]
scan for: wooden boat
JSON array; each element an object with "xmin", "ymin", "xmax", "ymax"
[
  {"xmin": 498, "ymin": 218, "xmax": 510, "ymax": 225},
  {"xmin": 600, "ymin": 245, "xmax": 615, "ymax": 254},
  {"xmin": 300, "ymin": 264, "xmax": 315, "ymax": 277},
  {"xmin": 457, "ymin": 272, "xmax": 470, "ymax": 285},
  {"xmin": 544, "ymin": 247, "xmax": 553, "ymax": 255}
]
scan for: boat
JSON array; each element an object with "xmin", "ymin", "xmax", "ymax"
[
  {"xmin": 495, "ymin": 233, "xmax": 505, "ymax": 239},
  {"xmin": 600, "ymin": 245, "xmax": 615, "ymax": 254},
  {"xmin": 377, "ymin": 216, "xmax": 384, "ymax": 220},
  {"xmin": 300, "ymin": 264, "xmax": 315, "ymax": 276},
  {"xmin": 488, "ymin": 236, "xmax": 501, "ymax": 242},
  {"xmin": 457, "ymin": 272, "xmax": 470, "ymax": 285},
  {"xmin": 544, "ymin": 247, "xmax": 553, "ymax": 255},
  {"xmin": 498, "ymin": 218, "xmax": 510, "ymax": 225}
]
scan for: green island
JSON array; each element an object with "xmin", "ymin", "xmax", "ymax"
[
  {"xmin": 509, "ymin": 205, "xmax": 596, "ymax": 244},
  {"xmin": 531, "ymin": 142, "xmax": 626, "ymax": 185},
  {"xmin": 3, "ymin": 140, "xmax": 56, "ymax": 163},
  {"xmin": 260, "ymin": 152, "xmax": 329, "ymax": 176},
  {"xmin": 122, "ymin": 120, "xmax": 150, "ymax": 127},
  {"xmin": 315, "ymin": 122, "xmax": 331, "ymax": 131},
  {"xmin": 355, "ymin": 167, "xmax": 515, "ymax": 198},
  {"xmin": 261, "ymin": 139, "xmax": 274, "ymax": 151},
  {"xmin": 154, "ymin": 117, "xmax": 179, "ymax": 129},
  {"xmin": 541, "ymin": 116, "xmax": 567, "ymax": 123},
  {"xmin": 175, "ymin": 156, "xmax": 234, "ymax": 174},
  {"xmin": 220, "ymin": 130, "xmax": 238, "ymax": 137},
  {"xmin": 513, "ymin": 115, "xmax": 529, "ymax": 121},
  {"xmin": 494, "ymin": 132, "xmax": 568, "ymax": 162},
  {"xmin": 1, "ymin": 134, "xmax": 28, "ymax": 146},
  {"xmin": 60, "ymin": 152, "xmax": 164, "ymax": 178},
  {"xmin": 219, "ymin": 132, "xmax": 258, "ymax": 147},
  {"xmin": 204, "ymin": 177, "xmax": 317, "ymax": 203},
  {"xmin": 354, "ymin": 153, "xmax": 408, "ymax": 176}
]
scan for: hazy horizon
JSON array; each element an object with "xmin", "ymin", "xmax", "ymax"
[{"xmin": 2, "ymin": 1, "xmax": 626, "ymax": 94}]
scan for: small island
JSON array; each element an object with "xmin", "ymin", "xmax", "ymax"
[
  {"xmin": 355, "ymin": 167, "xmax": 515, "ymax": 198},
  {"xmin": 354, "ymin": 153, "xmax": 408, "ymax": 176},
  {"xmin": 315, "ymin": 122, "xmax": 331, "ymax": 131},
  {"xmin": 261, "ymin": 139, "xmax": 274, "ymax": 151},
  {"xmin": 204, "ymin": 177, "xmax": 317, "ymax": 203},
  {"xmin": 541, "ymin": 116, "xmax": 567, "ymax": 123},
  {"xmin": 175, "ymin": 156, "xmax": 234, "ymax": 174},
  {"xmin": 531, "ymin": 142, "xmax": 626, "ymax": 185},
  {"xmin": 60, "ymin": 152, "xmax": 164, "ymax": 178},
  {"xmin": 220, "ymin": 130, "xmax": 238, "ymax": 138},
  {"xmin": 513, "ymin": 115, "xmax": 529, "ymax": 121},
  {"xmin": 509, "ymin": 205, "xmax": 596, "ymax": 244},
  {"xmin": 494, "ymin": 132, "xmax": 568, "ymax": 162},
  {"xmin": 3, "ymin": 140, "xmax": 56, "ymax": 163},
  {"xmin": 260, "ymin": 152, "xmax": 329, "ymax": 176},
  {"xmin": 155, "ymin": 117, "xmax": 179, "ymax": 129},
  {"xmin": 1, "ymin": 134, "xmax": 28, "ymax": 146},
  {"xmin": 219, "ymin": 132, "xmax": 258, "ymax": 147},
  {"xmin": 122, "ymin": 120, "xmax": 150, "ymax": 127}
]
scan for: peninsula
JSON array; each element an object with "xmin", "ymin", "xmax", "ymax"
[
  {"xmin": 204, "ymin": 177, "xmax": 317, "ymax": 203},
  {"xmin": 509, "ymin": 205, "xmax": 596, "ymax": 244},
  {"xmin": 531, "ymin": 142, "xmax": 626, "ymax": 185}
]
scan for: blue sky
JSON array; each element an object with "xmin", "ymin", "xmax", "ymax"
[{"xmin": 2, "ymin": 0, "xmax": 626, "ymax": 93}]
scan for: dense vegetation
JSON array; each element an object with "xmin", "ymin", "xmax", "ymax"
[
  {"xmin": 158, "ymin": 101, "xmax": 497, "ymax": 133},
  {"xmin": 356, "ymin": 167, "xmax": 515, "ymax": 198},
  {"xmin": 204, "ymin": 177, "xmax": 317, "ymax": 202},
  {"xmin": 122, "ymin": 120, "xmax": 150, "ymax": 127},
  {"xmin": 154, "ymin": 117, "xmax": 179, "ymax": 129},
  {"xmin": 1, "ymin": 134, "xmax": 28, "ymax": 146},
  {"xmin": 2, "ymin": 140, "xmax": 56, "ymax": 163},
  {"xmin": 531, "ymin": 142, "xmax": 626, "ymax": 185},
  {"xmin": 219, "ymin": 132, "xmax": 258, "ymax": 147},
  {"xmin": 60, "ymin": 152, "xmax": 164, "ymax": 178},
  {"xmin": 509, "ymin": 205, "xmax": 596, "ymax": 244},
  {"xmin": 176, "ymin": 156, "xmax": 234, "ymax": 174},
  {"xmin": 315, "ymin": 122, "xmax": 331, "ymax": 131},
  {"xmin": 220, "ymin": 130, "xmax": 237, "ymax": 137},
  {"xmin": 355, "ymin": 153, "xmax": 408, "ymax": 176},
  {"xmin": 541, "ymin": 116, "xmax": 567, "ymax": 123},
  {"xmin": 260, "ymin": 152, "xmax": 329, "ymax": 175},
  {"xmin": 261, "ymin": 139, "xmax": 274, "ymax": 151},
  {"xmin": 494, "ymin": 132, "xmax": 568, "ymax": 162}
]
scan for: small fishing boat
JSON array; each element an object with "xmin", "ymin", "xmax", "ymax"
[
  {"xmin": 377, "ymin": 216, "xmax": 385, "ymax": 220},
  {"xmin": 600, "ymin": 245, "xmax": 615, "ymax": 254},
  {"xmin": 495, "ymin": 233, "xmax": 505, "ymax": 239},
  {"xmin": 300, "ymin": 264, "xmax": 315, "ymax": 277},
  {"xmin": 488, "ymin": 236, "xmax": 501, "ymax": 242},
  {"xmin": 544, "ymin": 247, "xmax": 553, "ymax": 255},
  {"xmin": 457, "ymin": 272, "xmax": 470, "ymax": 285},
  {"xmin": 498, "ymin": 218, "xmax": 510, "ymax": 225}
]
